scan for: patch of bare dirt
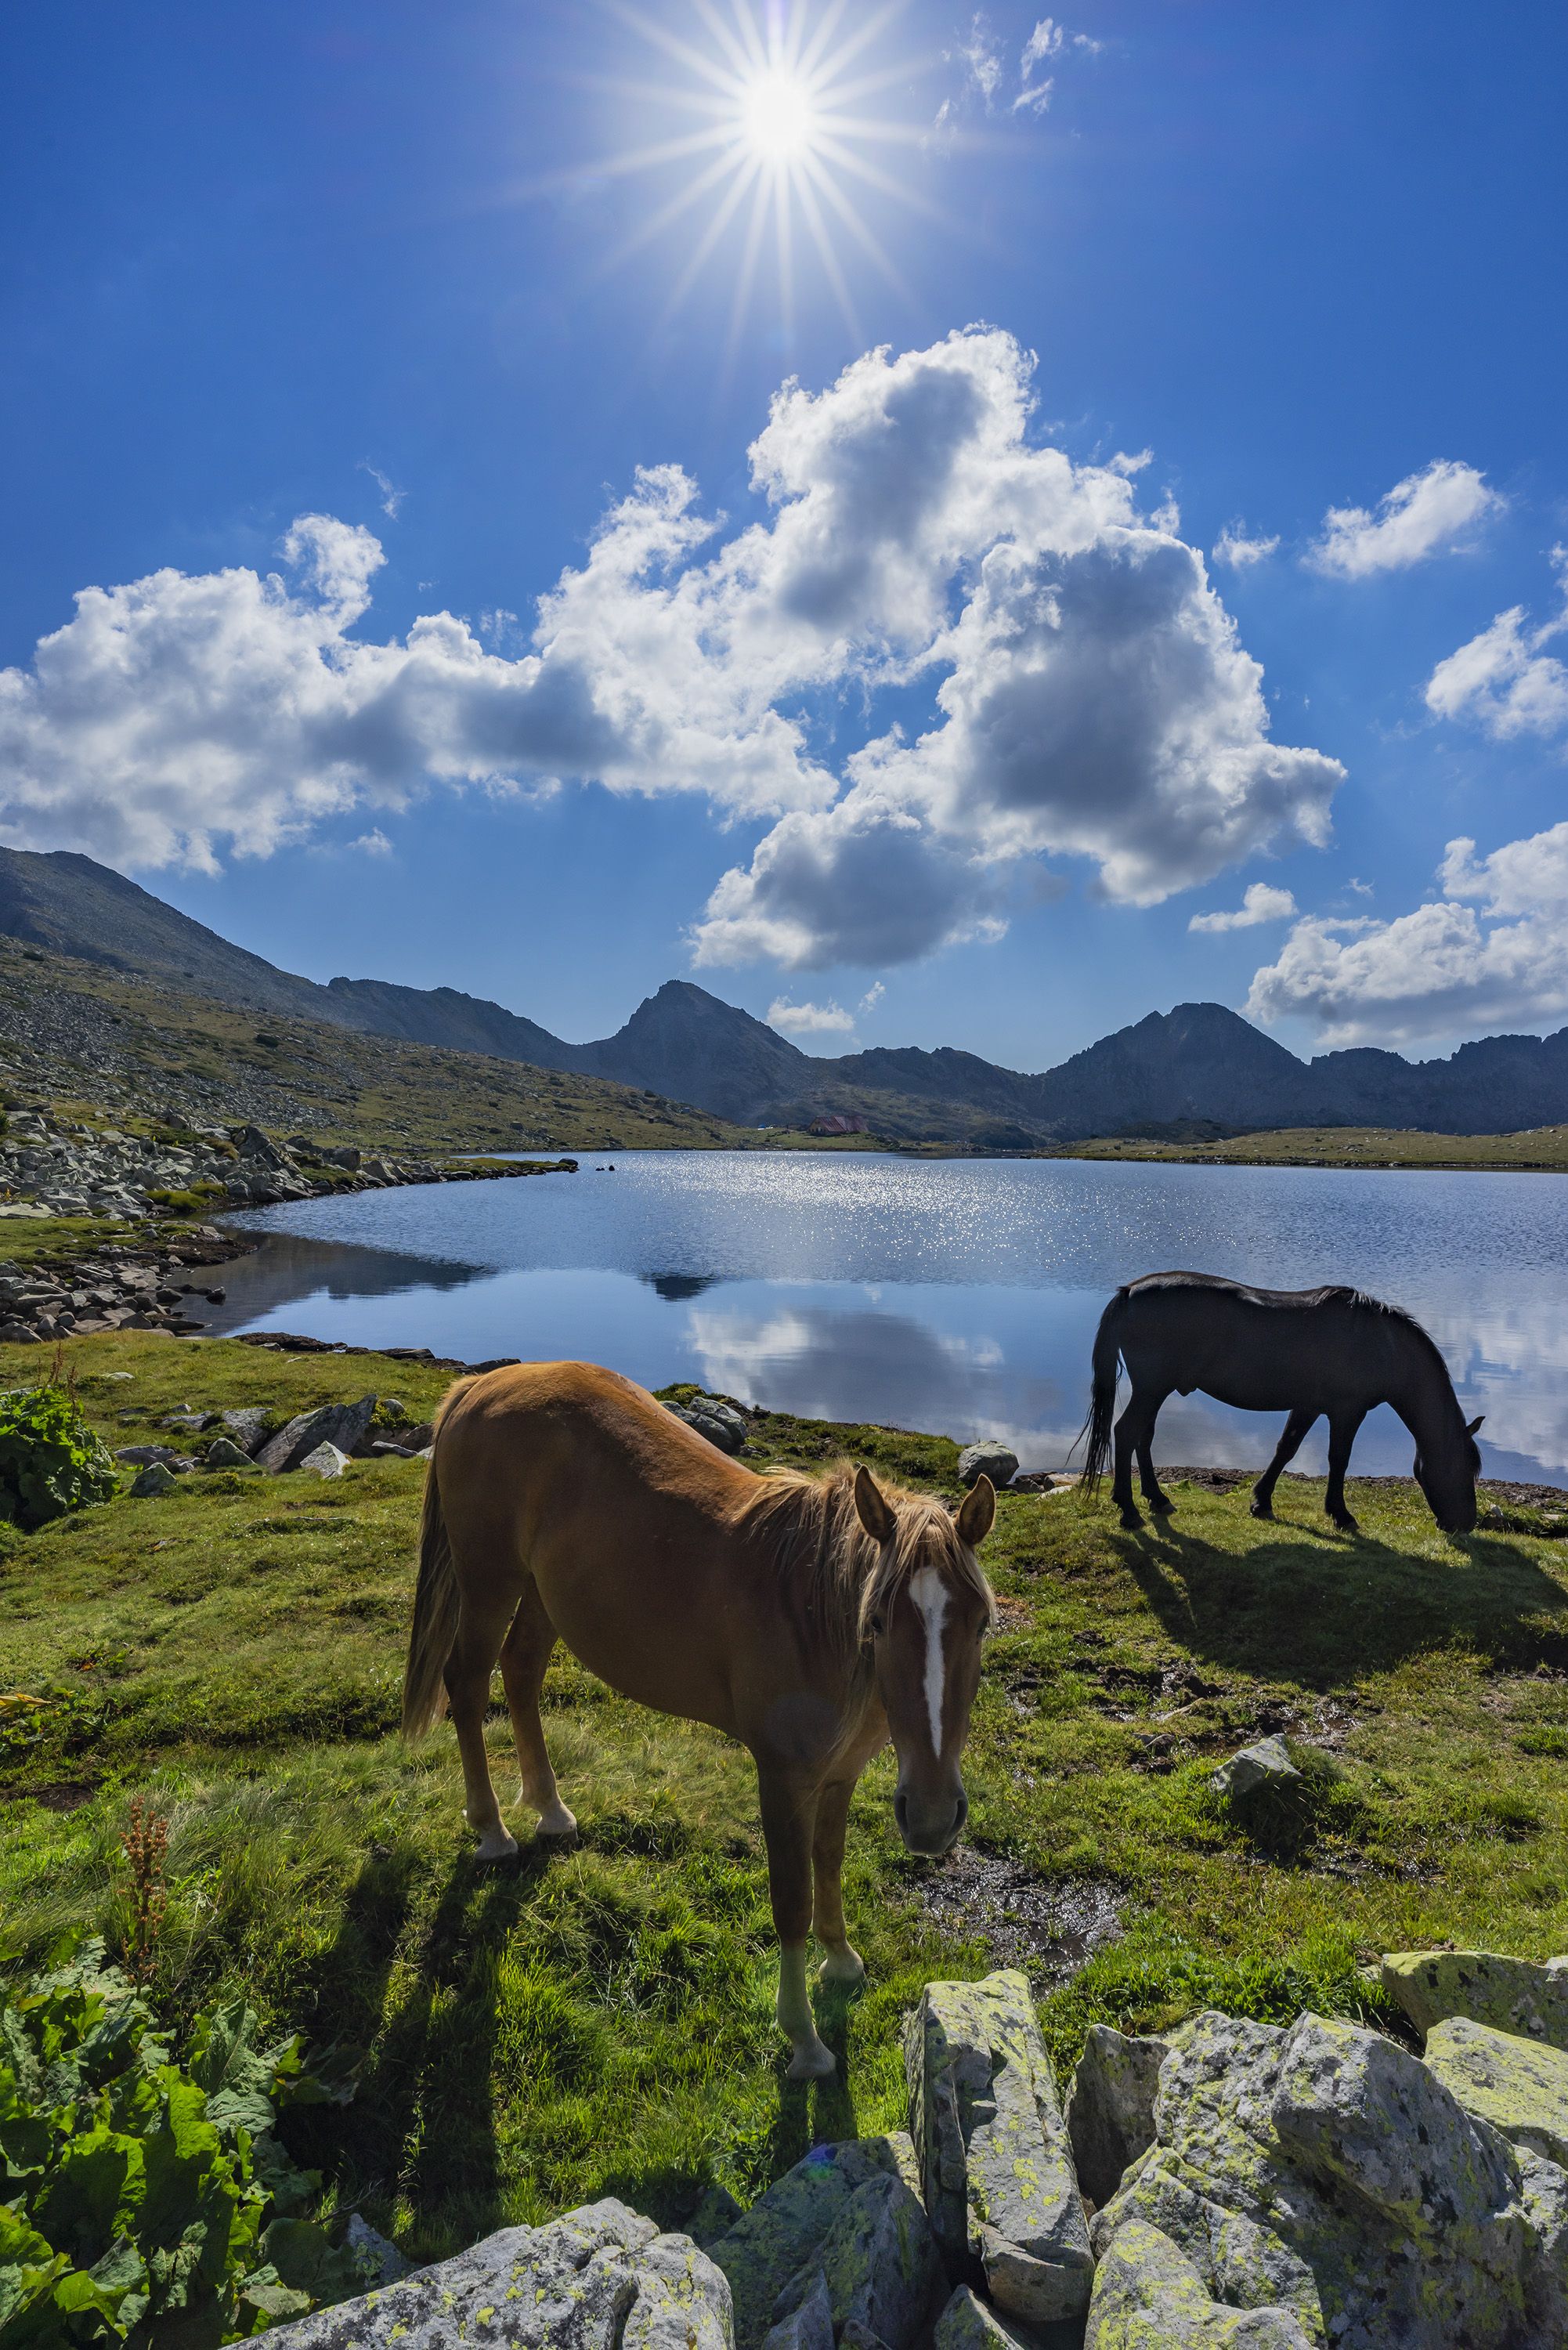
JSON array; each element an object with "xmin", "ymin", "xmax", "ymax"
[{"xmin": 916, "ymin": 1847, "xmax": 1122, "ymax": 1983}]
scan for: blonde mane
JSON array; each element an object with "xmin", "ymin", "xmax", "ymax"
[{"xmin": 741, "ymin": 1462, "xmax": 995, "ymax": 1757}]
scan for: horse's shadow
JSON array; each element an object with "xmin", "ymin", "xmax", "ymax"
[{"xmin": 1111, "ymin": 1506, "xmax": 1568, "ymax": 1687}]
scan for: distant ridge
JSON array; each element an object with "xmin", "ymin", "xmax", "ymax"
[{"xmin": 2, "ymin": 844, "xmax": 1566, "ymax": 1141}]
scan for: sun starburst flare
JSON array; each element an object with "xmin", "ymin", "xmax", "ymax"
[{"xmin": 558, "ymin": 0, "xmax": 941, "ymax": 349}]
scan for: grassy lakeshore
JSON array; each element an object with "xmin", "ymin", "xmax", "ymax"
[
  {"xmin": 1054, "ymin": 1123, "xmax": 1568, "ymax": 1171},
  {"xmin": 4, "ymin": 1331, "xmax": 1568, "ymax": 2267}
]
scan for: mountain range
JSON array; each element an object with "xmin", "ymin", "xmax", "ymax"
[{"xmin": 2, "ymin": 844, "xmax": 1566, "ymax": 1143}]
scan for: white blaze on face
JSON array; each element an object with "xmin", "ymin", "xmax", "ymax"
[{"xmin": 908, "ymin": 1565, "xmax": 952, "ymax": 1759}]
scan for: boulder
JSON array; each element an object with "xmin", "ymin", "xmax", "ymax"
[
  {"xmin": 956, "ymin": 1445, "xmax": 1017, "ymax": 1492},
  {"xmin": 905, "ymin": 1970, "xmax": 1093, "ymax": 2326},
  {"xmin": 341, "ymin": 2213, "xmax": 413, "ymax": 2290},
  {"xmin": 1210, "ymin": 1737, "xmax": 1299, "ymax": 1806},
  {"xmin": 710, "ymin": 2137, "xmax": 921, "ymax": 2350},
  {"xmin": 1519, "ymin": 2149, "xmax": 1568, "ymax": 2341},
  {"xmin": 298, "ymin": 1441, "xmax": 349, "ymax": 1479},
  {"xmin": 1423, "ymin": 2014, "xmax": 1568, "ymax": 2165},
  {"xmin": 761, "ymin": 2270, "xmax": 833, "ymax": 2350},
  {"xmin": 260, "ymin": 2198, "xmax": 731, "ymax": 2350},
  {"xmin": 771, "ymin": 2174, "xmax": 941, "ymax": 2350},
  {"xmin": 129, "ymin": 1462, "xmax": 177, "ymax": 1496},
  {"xmin": 931, "ymin": 2283, "xmax": 1049, "ymax": 2350},
  {"xmin": 665, "ymin": 1399, "xmax": 746, "ymax": 1455},
  {"xmin": 1086, "ymin": 2218, "xmax": 1313, "ymax": 2347},
  {"xmin": 1381, "ymin": 1948, "xmax": 1568, "ymax": 2051},
  {"xmin": 255, "ymin": 1395, "xmax": 378, "ymax": 1473},
  {"xmin": 1066, "ymin": 2023, "xmax": 1181, "ymax": 2208},
  {"xmin": 236, "ymin": 1124, "xmax": 290, "ymax": 1170},
  {"xmin": 220, "ymin": 1405, "xmax": 273, "ymax": 1453},
  {"xmin": 1092, "ymin": 2008, "xmax": 1535, "ymax": 2346},
  {"xmin": 115, "ymin": 1444, "xmax": 185, "ymax": 1467},
  {"xmin": 203, "ymin": 1436, "xmax": 253, "ymax": 1469}
]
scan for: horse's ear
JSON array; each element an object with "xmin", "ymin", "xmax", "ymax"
[
  {"xmin": 854, "ymin": 1465, "xmax": 897, "ymax": 1546},
  {"xmin": 956, "ymin": 1474, "xmax": 995, "ymax": 1547},
  {"xmin": 1466, "ymin": 1414, "xmax": 1485, "ymax": 1436}
]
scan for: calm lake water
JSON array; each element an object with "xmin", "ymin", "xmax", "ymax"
[{"xmin": 207, "ymin": 1151, "xmax": 1568, "ymax": 1487}]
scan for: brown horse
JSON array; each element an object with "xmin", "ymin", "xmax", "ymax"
[{"xmin": 402, "ymin": 1361, "xmax": 996, "ymax": 2079}]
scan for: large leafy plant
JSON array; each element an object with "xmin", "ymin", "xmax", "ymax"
[
  {"xmin": 0, "ymin": 1384, "xmax": 115, "ymax": 1531},
  {"xmin": 0, "ymin": 1941, "xmax": 357, "ymax": 2346}
]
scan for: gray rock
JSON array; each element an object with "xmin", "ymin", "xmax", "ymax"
[
  {"xmin": 931, "ymin": 2283, "xmax": 1046, "ymax": 2350},
  {"xmin": 772, "ymin": 2174, "xmax": 941, "ymax": 2350},
  {"xmin": 1065, "ymin": 2023, "xmax": 1180, "ymax": 2208},
  {"xmin": 665, "ymin": 1400, "xmax": 746, "ymax": 1455},
  {"xmin": 956, "ymin": 1444, "xmax": 1017, "ymax": 1491},
  {"xmin": 115, "ymin": 1444, "xmax": 184, "ymax": 1466},
  {"xmin": 710, "ymin": 2138, "xmax": 921, "ymax": 2350},
  {"xmin": 260, "ymin": 2198, "xmax": 730, "ymax": 2350},
  {"xmin": 1086, "ymin": 2217, "xmax": 1313, "ymax": 2347},
  {"xmin": 1519, "ymin": 2149, "xmax": 1568, "ymax": 2342},
  {"xmin": 202, "ymin": 1437, "xmax": 253, "ymax": 1469},
  {"xmin": 129, "ymin": 1462, "xmax": 177, "ymax": 1496},
  {"xmin": 1093, "ymin": 2008, "xmax": 1534, "ymax": 2347},
  {"xmin": 255, "ymin": 1395, "xmax": 378, "ymax": 1473},
  {"xmin": 1381, "ymin": 1948, "xmax": 1568, "ymax": 2051},
  {"xmin": 220, "ymin": 1405, "xmax": 273, "ymax": 1453},
  {"xmin": 1209, "ymin": 1736, "xmax": 1300, "ymax": 1805},
  {"xmin": 761, "ymin": 2269, "xmax": 834, "ymax": 2350},
  {"xmin": 236, "ymin": 1124, "xmax": 290, "ymax": 1170},
  {"xmin": 905, "ymin": 1970, "xmax": 1093, "ymax": 2326},
  {"xmin": 298, "ymin": 1441, "xmax": 349, "ymax": 1479},
  {"xmin": 1422, "ymin": 2014, "xmax": 1568, "ymax": 2167},
  {"xmin": 341, "ymin": 2212, "xmax": 413, "ymax": 2290},
  {"xmin": 688, "ymin": 2185, "xmax": 744, "ymax": 2250}
]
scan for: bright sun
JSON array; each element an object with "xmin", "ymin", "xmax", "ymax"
[{"xmin": 740, "ymin": 69, "xmax": 815, "ymax": 161}]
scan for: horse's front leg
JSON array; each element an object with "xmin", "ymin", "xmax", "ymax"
[
  {"xmin": 758, "ymin": 1766, "xmax": 835, "ymax": 2080},
  {"xmin": 1324, "ymin": 1408, "xmax": 1367, "ymax": 1532},
  {"xmin": 1252, "ymin": 1408, "xmax": 1317, "ymax": 1520},
  {"xmin": 811, "ymin": 1777, "xmax": 865, "ymax": 1987}
]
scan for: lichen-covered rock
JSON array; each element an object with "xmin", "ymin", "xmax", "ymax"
[
  {"xmin": 1381, "ymin": 1948, "xmax": 1568, "ymax": 2051},
  {"xmin": 905, "ymin": 1969, "xmax": 1093, "ymax": 2324},
  {"xmin": 761, "ymin": 2269, "xmax": 834, "ymax": 2350},
  {"xmin": 255, "ymin": 1394, "xmax": 378, "ymax": 1474},
  {"xmin": 298, "ymin": 1440, "xmax": 349, "ymax": 1478},
  {"xmin": 932, "ymin": 2282, "xmax": 1048, "ymax": 2350},
  {"xmin": 259, "ymin": 2198, "xmax": 731, "ymax": 2350},
  {"xmin": 710, "ymin": 2137, "xmax": 920, "ymax": 2350},
  {"xmin": 1085, "ymin": 2218, "xmax": 1313, "ymax": 2348},
  {"xmin": 1092, "ymin": 2009, "xmax": 1534, "ymax": 2348},
  {"xmin": 1209, "ymin": 1737, "xmax": 1299, "ymax": 1806},
  {"xmin": 771, "ymin": 2175, "xmax": 941, "ymax": 2350},
  {"xmin": 1519, "ymin": 2149, "xmax": 1568, "ymax": 2341},
  {"xmin": 341, "ymin": 2212, "xmax": 412, "ymax": 2290},
  {"xmin": 1066, "ymin": 2024, "xmax": 1180, "ymax": 2207},
  {"xmin": 1423, "ymin": 2015, "xmax": 1568, "ymax": 2167},
  {"xmin": 128, "ymin": 1460, "xmax": 178, "ymax": 1495}
]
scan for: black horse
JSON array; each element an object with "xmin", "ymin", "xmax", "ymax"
[{"xmin": 1082, "ymin": 1271, "xmax": 1483, "ymax": 1535}]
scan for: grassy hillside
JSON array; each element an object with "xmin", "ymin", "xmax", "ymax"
[
  {"xmin": 1055, "ymin": 1124, "xmax": 1568, "ymax": 1172},
  {"xmin": 0, "ymin": 938, "xmax": 798, "ymax": 1155},
  {"xmin": 4, "ymin": 1332, "xmax": 1568, "ymax": 2265}
]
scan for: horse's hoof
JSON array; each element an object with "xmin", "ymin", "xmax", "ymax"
[
  {"xmin": 1330, "ymin": 1514, "xmax": 1360, "ymax": 1535},
  {"xmin": 534, "ymin": 1803, "xmax": 579, "ymax": 1841},
  {"xmin": 473, "ymin": 1824, "xmax": 519, "ymax": 1864},
  {"xmin": 1118, "ymin": 1510, "xmax": 1143, "ymax": 1531},
  {"xmin": 1249, "ymin": 1499, "xmax": 1274, "ymax": 1520},
  {"xmin": 786, "ymin": 2036, "xmax": 837, "ymax": 2081},
  {"xmin": 1149, "ymin": 1496, "xmax": 1175, "ymax": 1516},
  {"xmin": 818, "ymin": 1947, "xmax": 865, "ymax": 1987}
]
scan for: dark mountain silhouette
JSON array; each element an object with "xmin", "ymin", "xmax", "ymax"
[{"xmin": 2, "ymin": 843, "xmax": 1566, "ymax": 1141}]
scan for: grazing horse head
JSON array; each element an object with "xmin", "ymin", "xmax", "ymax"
[
  {"xmin": 1414, "ymin": 1412, "xmax": 1484, "ymax": 1534},
  {"xmin": 852, "ymin": 1466, "xmax": 995, "ymax": 1857}
]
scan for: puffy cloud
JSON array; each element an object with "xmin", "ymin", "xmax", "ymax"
[
  {"xmin": 1189, "ymin": 881, "xmax": 1297, "ymax": 933},
  {"xmin": 347, "ymin": 828, "xmax": 393, "ymax": 857},
  {"xmin": 1212, "ymin": 524, "xmax": 1280, "ymax": 569},
  {"xmin": 1, "ymin": 329, "xmax": 1340, "ymax": 965},
  {"xmin": 1425, "ymin": 558, "xmax": 1568, "ymax": 739},
  {"xmin": 1246, "ymin": 819, "xmax": 1568, "ymax": 1044},
  {"xmin": 1306, "ymin": 459, "xmax": 1503, "ymax": 579},
  {"xmin": 766, "ymin": 996, "xmax": 856, "ymax": 1037}
]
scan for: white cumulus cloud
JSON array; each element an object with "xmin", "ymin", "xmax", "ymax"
[
  {"xmin": 1188, "ymin": 881, "xmax": 1298, "ymax": 933},
  {"xmin": 766, "ymin": 996, "xmax": 858, "ymax": 1037},
  {"xmin": 1246, "ymin": 819, "xmax": 1568, "ymax": 1044},
  {"xmin": 1212, "ymin": 523, "xmax": 1280, "ymax": 569},
  {"xmin": 0, "ymin": 330, "xmax": 1342, "ymax": 967},
  {"xmin": 1425, "ymin": 555, "xmax": 1568, "ymax": 739},
  {"xmin": 1306, "ymin": 459, "xmax": 1503, "ymax": 579}
]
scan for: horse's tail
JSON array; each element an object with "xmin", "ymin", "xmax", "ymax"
[
  {"xmin": 401, "ymin": 1379, "xmax": 474, "ymax": 1739},
  {"xmin": 1079, "ymin": 1289, "xmax": 1129, "ymax": 1491}
]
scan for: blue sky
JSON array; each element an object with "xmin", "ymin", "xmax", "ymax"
[{"xmin": 3, "ymin": 0, "xmax": 1566, "ymax": 1070}]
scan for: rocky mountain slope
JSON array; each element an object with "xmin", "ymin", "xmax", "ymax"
[{"xmin": 5, "ymin": 846, "xmax": 1568, "ymax": 1140}]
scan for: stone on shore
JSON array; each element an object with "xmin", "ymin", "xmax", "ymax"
[
  {"xmin": 1065, "ymin": 2023, "xmax": 1181, "ymax": 2209},
  {"xmin": 956, "ymin": 1444, "xmax": 1017, "ymax": 1491},
  {"xmin": 1423, "ymin": 2014, "xmax": 1568, "ymax": 2166},
  {"xmin": 1381, "ymin": 1948, "xmax": 1568, "ymax": 2050},
  {"xmin": 905, "ymin": 1970, "xmax": 1093, "ymax": 2326},
  {"xmin": 709, "ymin": 2138, "xmax": 920, "ymax": 2350},
  {"xmin": 1085, "ymin": 2218, "xmax": 1313, "ymax": 2348},
  {"xmin": 259, "ymin": 2198, "xmax": 731, "ymax": 2350},
  {"xmin": 255, "ymin": 1395, "xmax": 378, "ymax": 1473},
  {"xmin": 771, "ymin": 2173, "xmax": 941, "ymax": 2350}
]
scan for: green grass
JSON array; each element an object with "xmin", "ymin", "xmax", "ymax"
[
  {"xmin": 4, "ymin": 1333, "xmax": 1568, "ymax": 2264},
  {"xmin": 1056, "ymin": 1123, "xmax": 1568, "ymax": 1172}
]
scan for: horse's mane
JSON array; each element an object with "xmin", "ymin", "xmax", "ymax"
[{"xmin": 740, "ymin": 1462, "xmax": 995, "ymax": 1757}]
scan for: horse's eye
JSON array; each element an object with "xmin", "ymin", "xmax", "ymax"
[{"xmin": 868, "ymin": 1612, "xmax": 887, "ymax": 1639}]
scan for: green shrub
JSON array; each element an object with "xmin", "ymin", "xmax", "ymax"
[
  {"xmin": 0, "ymin": 1939, "xmax": 357, "ymax": 2346},
  {"xmin": 0, "ymin": 1385, "xmax": 115, "ymax": 1532},
  {"xmin": 146, "ymin": 1185, "xmax": 224, "ymax": 1217}
]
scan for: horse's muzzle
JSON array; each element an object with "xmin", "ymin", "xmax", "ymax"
[{"xmin": 895, "ymin": 1784, "xmax": 968, "ymax": 1857}]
